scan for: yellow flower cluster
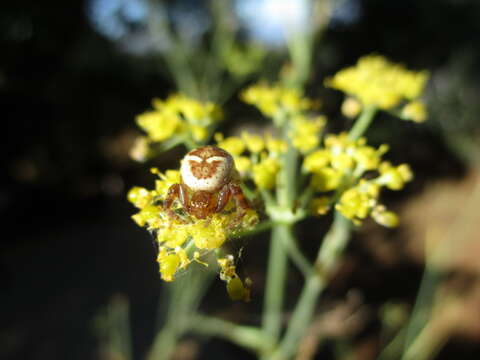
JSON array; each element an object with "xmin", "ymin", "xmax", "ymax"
[
  {"xmin": 132, "ymin": 94, "xmax": 223, "ymax": 160},
  {"xmin": 303, "ymin": 133, "xmax": 412, "ymax": 226},
  {"xmin": 127, "ymin": 168, "xmax": 258, "ymax": 283},
  {"xmin": 218, "ymin": 255, "xmax": 251, "ymax": 302},
  {"xmin": 289, "ymin": 115, "xmax": 326, "ymax": 154},
  {"xmin": 241, "ymin": 82, "xmax": 327, "ymax": 153},
  {"xmin": 325, "ymin": 54, "xmax": 429, "ymax": 120},
  {"xmin": 215, "ymin": 132, "xmax": 287, "ymax": 190},
  {"xmin": 241, "ymin": 83, "xmax": 313, "ymax": 119}
]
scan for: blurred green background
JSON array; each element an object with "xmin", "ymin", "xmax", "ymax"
[{"xmin": 1, "ymin": 0, "xmax": 480, "ymax": 359}]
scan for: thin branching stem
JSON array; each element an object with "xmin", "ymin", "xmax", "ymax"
[{"xmin": 348, "ymin": 105, "xmax": 378, "ymax": 140}]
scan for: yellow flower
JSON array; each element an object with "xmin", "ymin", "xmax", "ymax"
[
  {"xmin": 334, "ymin": 179, "xmax": 401, "ymax": 227},
  {"xmin": 157, "ymin": 223, "xmax": 190, "ymax": 247},
  {"xmin": 241, "ymin": 131, "xmax": 265, "ymax": 153},
  {"xmin": 401, "ymin": 100, "xmax": 427, "ymax": 123},
  {"xmin": 215, "ymin": 133, "xmax": 246, "ymax": 155},
  {"xmin": 218, "ymin": 255, "xmax": 251, "ymax": 302},
  {"xmin": 265, "ymin": 134, "xmax": 288, "ymax": 154},
  {"xmin": 134, "ymin": 94, "xmax": 223, "ymax": 150},
  {"xmin": 353, "ymin": 144, "xmax": 389, "ymax": 171},
  {"xmin": 190, "ymin": 215, "xmax": 229, "ymax": 250},
  {"xmin": 371, "ymin": 205, "xmax": 399, "ymax": 228},
  {"xmin": 158, "ymin": 253, "xmax": 180, "ymax": 282},
  {"xmin": 325, "ymin": 54, "xmax": 429, "ymax": 110},
  {"xmin": 136, "ymin": 111, "xmax": 181, "ymax": 142},
  {"xmin": 234, "ymin": 156, "xmax": 252, "ymax": 174},
  {"xmin": 303, "ymin": 149, "xmax": 331, "ymax": 173},
  {"xmin": 341, "ymin": 97, "xmax": 362, "ymax": 118},
  {"xmin": 241, "ymin": 83, "xmax": 312, "ymax": 118},
  {"xmin": 227, "ymin": 277, "xmax": 251, "ymax": 302},
  {"xmin": 190, "ymin": 125, "xmax": 209, "ymax": 142},
  {"xmin": 157, "ymin": 247, "xmax": 190, "ymax": 282},
  {"xmin": 331, "ymin": 152, "xmax": 355, "ymax": 172},
  {"xmin": 252, "ymin": 156, "xmax": 280, "ymax": 190},
  {"xmin": 310, "ymin": 196, "xmax": 331, "ymax": 216},
  {"xmin": 310, "ymin": 167, "xmax": 342, "ymax": 192},
  {"xmin": 377, "ymin": 162, "xmax": 413, "ymax": 190},
  {"xmin": 131, "ymin": 205, "xmax": 160, "ymax": 227},
  {"xmin": 127, "ymin": 186, "xmax": 153, "ymax": 209},
  {"xmin": 335, "ymin": 186, "xmax": 374, "ymax": 225},
  {"xmin": 290, "ymin": 115, "xmax": 326, "ymax": 154}
]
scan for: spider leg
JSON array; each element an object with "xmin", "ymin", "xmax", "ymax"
[
  {"xmin": 216, "ymin": 184, "xmax": 232, "ymax": 213},
  {"xmin": 164, "ymin": 183, "xmax": 189, "ymax": 221},
  {"xmin": 229, "ymin": 184, "xmax": 250, "ymax": 223}
]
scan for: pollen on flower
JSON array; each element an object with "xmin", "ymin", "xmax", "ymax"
[
  {"xmin": 190, "ymin": 215, "xmax": 229, "ymax": 250},
  {"xmin": 218, "ymin": 255, "xmax": 251, "ymax": 302},
  {"xmin": 157, "ymin": 247, "xmax": 190, "ymax": 282}
]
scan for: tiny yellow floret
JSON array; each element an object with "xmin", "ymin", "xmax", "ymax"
[
  {"xmin": 402, "ymin": 100, "xmax": 427, "ymax": 123},
  {"xmin": 252, "ymin": 157, "xmax": 280, "ymax": 190}
]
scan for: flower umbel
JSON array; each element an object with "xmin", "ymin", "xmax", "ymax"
[
  {"xmin": 302, "ymin": 133, "xmax": 412, "ymax": 226},
  {"xmin": 325, "ymin": 54, "xmax": 429, "ymax": 118},
  {"xmin": 132, "ymin": 94, "xmax": 223, "ymax": 160},
  {"xmin": 128, "ymin": 146, "xmax": 258, "ymax": 295}
]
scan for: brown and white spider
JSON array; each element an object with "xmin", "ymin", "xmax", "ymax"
[{"xmin": 164, "ymin": 146, "xmax": 250, "ymax": 221}]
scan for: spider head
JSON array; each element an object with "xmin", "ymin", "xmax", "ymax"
[{"xmin": 180, "ymin": 146, "xmax": 234, "ymax": 192}]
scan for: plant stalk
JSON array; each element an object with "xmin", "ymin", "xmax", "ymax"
[
  {"xmin": 262, "ymin": 122, "xmax": 299, "ymax": 352},
  {"xmin": 348, "ymin": 105, "xmax": 378, "ymax": 140},
  {"xmin": 262, "ymin": 223, "xmax": 290, "ymax": 347},
  {"xmin": 192, "ymin": 314, "xmax": 273, "ymax": 353},
  {"xmin": 267, "ymin": 212, "xmax": 351, "ymax": 360}
]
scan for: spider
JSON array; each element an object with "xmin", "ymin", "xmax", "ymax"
[{"xmin": 164, "ymin": 146, "xmax": 250, "ymax": 221}]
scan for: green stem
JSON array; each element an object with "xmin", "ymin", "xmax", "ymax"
[
  {"xmin": 377, "ymin": 325, "xmax": 408, "ymax": 360},
  {"xmin": 148, "ymin": 269, "xmax": 214, "ymax": 360},
  {"xmin": 262, "ymin": 224, "xmax": 290, "ymax": 345},
  {"xmin": 402, "ymin": 320, "xmax": 448, "ymax": 360},
  {"xmin": 316, "ymin": 212, "xmax": 352, "ymax": 272},
  {"xmin": 277, "ymin": 223, "xmax": 313, "ymax": 277},
  {"xmin": 191, "ymin": 314, "xmax": 273, "ymax": 353},
  {"xmin": 268, "ymin": 212, "xmax": 351, "ymax": 360},
  {"xmin": 273, "ymin": 276, "xmax": 325, "ymax": 360},
  {"xmin": 231, "ymin": 220, "xmax": 273, "ymax": 240},
  {"xmin": 348, "ymin": 105, "xmax": 378, "ymax": 140},
  {"xmin": 262, "ymin": 123, "xmax": 299, "ymax": 351}
]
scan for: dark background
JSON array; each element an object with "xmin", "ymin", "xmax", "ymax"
[{"xmin": 2, "ymin": 0, "xmax": 480, "ymax": 359}]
